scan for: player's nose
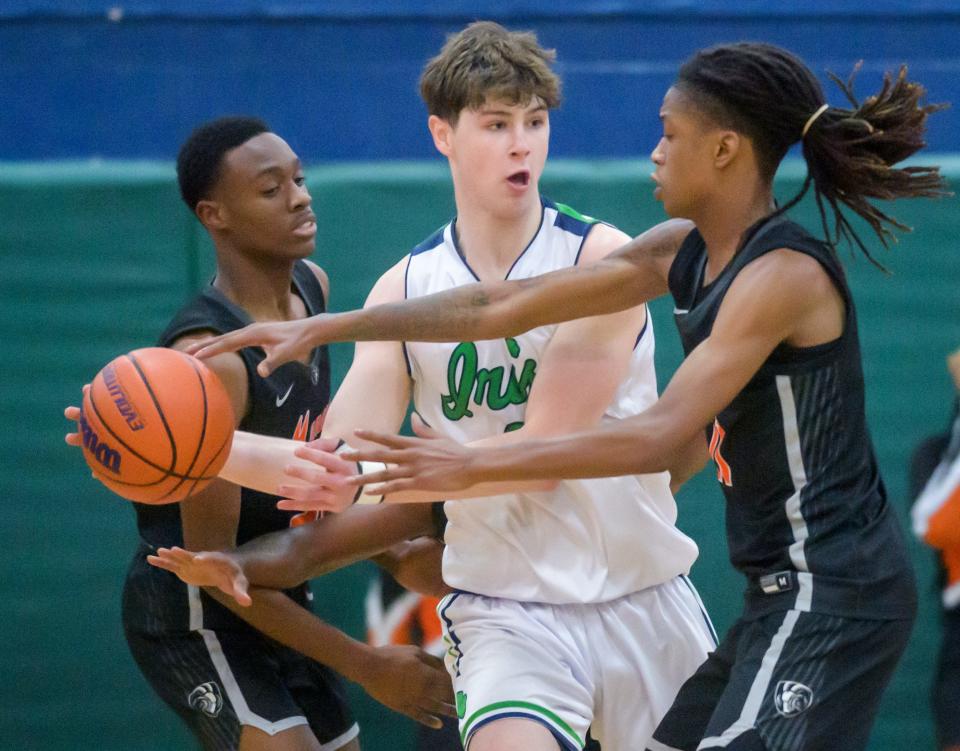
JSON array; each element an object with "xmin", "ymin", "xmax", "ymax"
[
  {"xmin": 290, "ymin": 179, "xmax": 312, "ymax": 210},
  {"xmin": 509, "ymin": 123, "xmax": 531, "ymax": 158}
]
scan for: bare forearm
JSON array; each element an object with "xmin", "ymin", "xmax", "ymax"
[
  {"xmin": 219, "ymin": 431, "xmax": 321, "ymax": 495},
  {"xmin": 464, "ymin": 415, "xmax": 682, "ymax": 483},
  {"xmin": 305, "ymin": 254, "xmax": 654, "ymax": 345},
  {"xmin": 204, "ymin": 586, "xmax": 373, "ymax": 683},
  {"xmin": 309, "ymin": 280, "xmax": 531, "ymax": 343},
  {"xmin": 235, "ymin": 505, "xmax": 436, "ymax": 587}
]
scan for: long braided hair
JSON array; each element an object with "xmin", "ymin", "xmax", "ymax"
[{"xmin": 676, "ymin": 42, "xmax": 947, "ymax": 268}]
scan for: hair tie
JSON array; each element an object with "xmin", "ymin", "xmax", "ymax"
[{"xmin": 801, "ymin": 104, "xmax": 829, "ymax": 138}]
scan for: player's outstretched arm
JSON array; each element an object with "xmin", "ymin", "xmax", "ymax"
[
  {"xmin": 149, "ymin": 503, "xmax": 439, "ymax": 594},
  {"xmin": 348, "ymin": 248, "xmax": 827, "ymax": 492},
  {"xmin": 187, "ymin": 219, "xmax": 690, "ymax": 376},
  {"xmin": 148, "ymin": 501, "xmax": 454, "ymax": 726}
]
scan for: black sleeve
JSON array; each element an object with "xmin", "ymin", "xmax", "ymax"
[{"xmin": 429, "ymin": 502, "xmax": 447, "ymax": 541}]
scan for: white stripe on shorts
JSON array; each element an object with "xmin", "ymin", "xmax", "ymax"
[
  {"xmin": 200, "ymin": 629, "xmax": 309, "ymax": 736},
  {"xmin": 319, "ymin": 722, "xmax": 360, "ymax": 751},
  {"xmin": 696, "ymin": 609, "xmax": 801, "ymax": 749}
]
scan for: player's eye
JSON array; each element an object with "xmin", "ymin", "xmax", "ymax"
[
  {"xmin": 261, "ymin": 185, "xmax": 280, "ymax": 196},
  {"xmin": 294, "ymin": 175, "xmax": 306, "ymax": 187}
]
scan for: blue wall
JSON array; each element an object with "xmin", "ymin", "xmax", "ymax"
[{"xmin": 2, "ymin": 1, "xmax": 959, "ymax": 162}]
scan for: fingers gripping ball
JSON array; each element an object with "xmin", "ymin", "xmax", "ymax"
[{"xmin": 79, "ymin": 347, "xmax": 235, "ymax": 504}]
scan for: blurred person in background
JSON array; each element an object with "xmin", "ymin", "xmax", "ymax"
[{"xmin": 911, "ymin": 347, "xmax": 960, "ymax": 751}]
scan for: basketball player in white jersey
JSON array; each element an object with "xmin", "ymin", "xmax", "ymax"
[{"xmin": 155, "ymin": 22, "xmax": 716, "ymax": 751}]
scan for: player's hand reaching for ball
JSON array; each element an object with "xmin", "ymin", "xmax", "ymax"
[
  {"xmin": 186, "ymin": 316, "xmax": 330, "ymax": 378},
  {"xmin": 358, "ymin": 644, "xmax": 456, "ymax": 729},
  {"xmin": 147, "ymin": 547, "xmax": 252, "ymax": 607},
  {"xmin": 345, "ymin": 414, "xmax": 479, "ymax": 496},
  {"xmin": 274, "ymin": 437, "xmax": 364, "ymax": 514}
]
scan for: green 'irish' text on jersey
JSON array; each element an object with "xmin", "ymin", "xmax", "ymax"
[{"xmin": 405, "ymin": 198, "xmax": 699, "ymax": 604}]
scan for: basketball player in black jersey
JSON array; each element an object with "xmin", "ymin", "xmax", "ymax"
[
  {"xmin": 187, "ymin": 44, "xmax": 946, "ymax": 751},
  {"xmin": 65, "ymin": 117, "xmax": 451, "ymax": 750}
]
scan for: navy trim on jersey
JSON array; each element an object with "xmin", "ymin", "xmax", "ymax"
[
  {"xmin": 401, "ymin": 253, "xmax": 414, "ymax": 378},
  {"xmin": 468, "ymin": 713, "xmax": 580, "ymax": 751},
  {"xmin": 549, "ymin": 199, "xmax": 595, "ymax": 238},
  {"xmin": 438, "ymin": 594, "xmax": 464, "ymax": 677},
  {"xmin": 633, "ymin": 309, "xmax": 649, "ymax": 352},
  {"xmin": 503, "ymin": 201, "xmax": 547, "ymax": 281},
  {"xmin": 569, "ymin": 214, "xmax": 651, "ymax": 353},
  {"xmin": 681, "ymin": 574, "xmax": 719, "ymax": 646},
  {"xmin": 571, "ymin": 218, "xmax": 597, "ymax": 267},
  {"xmin": 449, "ymin": 219, "xmax": 483, "ymax": 282},
  {"xmin": 410, "ymin": 225, "xmax": 447, "ymax": 256},
  {"xmin": 443, "ymin": 201, "xmax": 548, "ymax": 283}
]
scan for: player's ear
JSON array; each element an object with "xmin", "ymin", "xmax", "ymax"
[
  {"xmin": 714, "ymin": 130, "xmax": 740, "ymax": 170},
  {"xmin": 195, "ymin": 200, "xmax": 226, "ymax": 231},
  {"xmin": 428, "ymin": 115, "xmax": 454, "ymax": 157}
]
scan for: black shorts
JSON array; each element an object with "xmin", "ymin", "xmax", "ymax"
[
  {"xmin": 649, "ymin": 609, "xmax": 913, "ymax": 751},
  {"xmin": 125, "ymin": 625, "xmax": 357, "ymax": 751}
]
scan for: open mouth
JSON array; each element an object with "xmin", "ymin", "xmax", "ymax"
[
  {"xmin": 292, "ymin": 216, "xmax": 317, "ymax": 238},
  {"xmin": 507, "ymin": 170, "xmax": 530, "ymax": 187}
]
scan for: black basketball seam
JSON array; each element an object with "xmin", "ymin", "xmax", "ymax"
[
  {"xmin": 128, "ymin": 350, "xmax": 179, "ymax": 475},
  {"xmin": 180, "ymin": 430, "xmax": 233, "ymax": 498},
  {"xmin": 158, "ymin": 356, "xmax": 212, "ymax": 502},
  {"xmin": 177, "ymin": 370, "xmax": 234, "ymax": 499}
]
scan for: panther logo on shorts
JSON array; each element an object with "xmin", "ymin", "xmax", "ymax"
[
  {"xmin": 773, "ymin": 680, "xmax": 813, "ymax": 717},
  {"xmin": 188, "ymin": 681, "xmax": 224, "ymax": 718}
]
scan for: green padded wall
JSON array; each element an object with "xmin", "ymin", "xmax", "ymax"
[{"xmin": 2, "ymin": 159, "xmax": 957, "ymax": 749}]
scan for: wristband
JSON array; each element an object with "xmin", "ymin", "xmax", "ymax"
[
  {"xmin": 334, "ymin": 441, "xmax": 386, "ymax": 505},
  {"xmin": 354, "ymin": 460, "xmax": 387, "ymax": 505}
]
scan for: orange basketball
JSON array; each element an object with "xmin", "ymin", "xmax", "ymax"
[{"xmin": 78, "ymin": 347, "xmax": 235, "ymax": 504}]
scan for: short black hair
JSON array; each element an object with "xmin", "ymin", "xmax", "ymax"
[{"xmin": 176, "ymin": 116, "xmax": 270, "ymax": 211}]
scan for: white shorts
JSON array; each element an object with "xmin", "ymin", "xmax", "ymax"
[{"xmin": 437, "ymin": 576, "xmax": 716, "ymax": 750}]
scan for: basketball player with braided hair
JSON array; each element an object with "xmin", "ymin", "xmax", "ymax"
[
  {"xmin": 157, "ymin": 21, "xmax": 719, "ymax": 751},
  {"xmin": 190, "ymin": 42, "xmax": 947, "ymax": 751}
]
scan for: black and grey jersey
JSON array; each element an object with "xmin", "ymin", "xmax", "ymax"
[
  {"xmin": 668, "ymin": 216, "xmax": 915, "ymax": 620},
  {"xmin": 124, "ymin": 260, "xmax": 331, "ymax": 632}
]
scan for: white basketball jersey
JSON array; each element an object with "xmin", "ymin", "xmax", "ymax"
[{"xmin": 404, "ymin": 199, "xmax": 699, "ymax": 603}]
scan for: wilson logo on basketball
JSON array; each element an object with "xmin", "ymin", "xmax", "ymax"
[
  {"xmin": 78, "ymin": 410, "xmax": 122, "ymax": 474},
  {"xmin": 102, "ymin": 364, "xmax": 145, "ymax": 431}
]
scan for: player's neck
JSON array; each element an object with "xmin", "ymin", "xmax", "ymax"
[
  {"xmin": 212, "ymin": 250, "xmax": 301, "ymax": 322},
  {"xmin": 452, "ymin": 197, "xmax": 543, "ymax": 280},
  {"xmin": 696, "ymin": 185, "xmax": 776, "ymax": 285}
]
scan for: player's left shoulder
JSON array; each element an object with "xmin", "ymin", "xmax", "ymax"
[
  {"xmin": 750, "ymin": 247, "xmax": 833, "ymax": 295},
  {"xmin": 734, "ymin": 247, "xmax": 838, "ymax": 319},
  {"xmin": 301, "ymin": 258, "xmax": 330, "ymax": 301},
  {"xmin": 578, "ymin": 221, "xmax": 633, "ymax": 264}
]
